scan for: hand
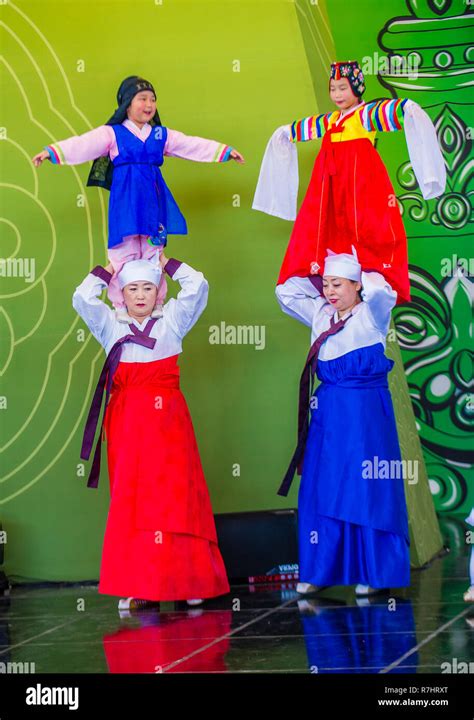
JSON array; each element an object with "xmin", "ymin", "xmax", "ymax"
[
  {"xmin": 230, "ymin": 149, "xmax": 245, "ymax": 164},
  {"xmin": 104, "ymin": 262, "xmax": 114, "ymax": 274},
  {"xmin": 32, "ymin": 150, "xmax": 50, "ymax": 167}
]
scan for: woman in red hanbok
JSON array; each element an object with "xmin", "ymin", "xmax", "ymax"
[
  {"xmin": 73, "ymin": 254, "xmax": 229, "ymax": 610},
  {"xmin": 253, "ymin": 60, "xmax": 446, "ymax": 303}
]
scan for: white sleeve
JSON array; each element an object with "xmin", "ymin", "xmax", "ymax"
[
  {"xmin": 72, "ymin": 269, "xmax": 116, "ymax": 348},
  {"xmin": 403, "ymin": 100, "xmax": 446, "ymax": 200},
  {"xmin": 163, "ymin": 261, "xmax": 209, "ymax": 340},
  {"xmin": 275, "ymin": 276, "xmax": 327, "ymax": 328},
  {"xmin": 361, "ymin": 271, "xmax": 397, "ymax": 336},
  {"xmin": 252, "ymin": 125, "xmax": 298, "ymax": 221}
]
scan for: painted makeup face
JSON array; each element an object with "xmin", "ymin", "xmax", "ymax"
[
  {"xmin": 322, "ymin": 276, "xmax": 361, "ymax": 313},
  {"xmin": 329, "ymin": 78, "xmax": 359, "ymax": 111},
  {"xmin": 127, "ymin": 90, "xmax": 157, "ymax": 124},
  {"xmin": 123, "ymin": 280, "xmax": 158, "ymax": 317}
]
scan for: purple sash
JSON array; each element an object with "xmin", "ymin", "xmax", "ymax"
[
  {"xmin": 277, "ymin": 312, "xmax": 352, "ymax": 497},
  {"xmin": 80, "ymin": 318, "xmax": 158, "ymax": 489}
]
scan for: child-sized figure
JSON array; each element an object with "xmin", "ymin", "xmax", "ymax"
[
  {"xmin": 276, "ymin": 247, "xmax": 410, "ymax": 596},
  {"xmin": 33, "ymin": 75, "xmax": 244, "ymax": 321},
  {"xmin": 253, "ymin": 61, "xmax": 446, "ymax": 304}
]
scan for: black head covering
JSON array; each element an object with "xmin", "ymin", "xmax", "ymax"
[{"xmin": 87, "ymin": 76, "xmax": 162, "ymax": 190}]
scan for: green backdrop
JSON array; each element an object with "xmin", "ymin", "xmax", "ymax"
[{"xmin": 0, "ymin": 0, "xmax": 470, "ymax": 582}]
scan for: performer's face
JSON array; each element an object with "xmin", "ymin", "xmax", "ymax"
[
  {"xmin": 329, "ymin": 79, "xmax": 359, "ymax": 110},
  {"xmin": 322, "ymin": 276, "xmax": 362, "ymax": 314},
  {"xmin": 127, "ymin": 91, "xmax": 157, "ymax": 127},
  {"xmin": 123, "ymin": 281, "xmax": 158, "ymax": 320}
]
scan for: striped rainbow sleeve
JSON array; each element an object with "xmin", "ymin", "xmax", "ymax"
[
  {"xmin": 212, "ymin": 143, "xmax": 233, "ymax": 162},
  {"xmin": 45, "ymin": 144, "xmax": 65, "ymax": 164},
  {"xmin": 290, "ymin": 113, "xmax": 335, "ymax": 142},
  {"xmin": 359, "ymin": 98, "xmax": 408, "ymax": 133}
]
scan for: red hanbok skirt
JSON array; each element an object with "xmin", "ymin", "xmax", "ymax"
[
  {"xmin": 278, "ymin": 136, "xmax": 410, "ymax": 304},
  {"xmin": 98, "ymin": 355, "xmax": 230, "ymax": 601}
]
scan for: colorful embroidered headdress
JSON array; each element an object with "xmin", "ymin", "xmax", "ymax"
[{"xmin": 330, "ymin": 61, "xmax": 365, "ymax": 98}]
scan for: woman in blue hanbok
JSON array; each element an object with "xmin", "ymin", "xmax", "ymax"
[{"xmin": 276, "ymin": 248, "xmax": 410, "ymax": 595}]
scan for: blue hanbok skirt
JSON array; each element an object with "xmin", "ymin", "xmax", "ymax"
[{"xmin": 298, "ymin": 343, "xmax": 410, "ymax": 588}]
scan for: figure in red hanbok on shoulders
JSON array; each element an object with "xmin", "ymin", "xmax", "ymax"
[
  {"xmin": 253, "ymin": 60, "xmax": 446, "ymax": 303},
  {"xmin": 73, "ymin": 251, "xmax": 229, "ymax": 612}
]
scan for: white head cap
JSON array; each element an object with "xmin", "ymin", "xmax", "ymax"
[
  {"xmin": 117, "ymin": 259, "xmax": 162, "ymax": 290},
  {"xmin": 323, "ymin": 245, "xmax": 361, "ymax": 281}
]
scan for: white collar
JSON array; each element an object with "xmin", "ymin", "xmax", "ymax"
[
  {"xmin": 335, "ymin": 102, "xmax": 364, "ymax": 125},
  {"xmin": 122, "ymin": 118, "xmax": 151, "ymax": 139},
  {"xmin": 334, "ymin": 302, "xmax": 363, "ymax": 322},
  {"xmin": 131, "ymin": 315, "xmax": 151, "ymax": 328}
]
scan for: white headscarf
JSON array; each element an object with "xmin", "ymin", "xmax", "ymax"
[
  {"xmin": 323, "ymin": 246, "xmax": 361, "ymax": 281},
  {"xmin": 118, "ymin": 259, "xmax": 162, "ymax": 290}
]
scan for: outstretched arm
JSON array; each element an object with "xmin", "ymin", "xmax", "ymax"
[
  {"xmin": 252, "ymin": 125, "xmax": 298, "ymax": 221},
  {"xmin": 164, "ymin": 128, "xmax": 244, "ymax": 163},
  {"xmin": 359, "ymin": 98, "xmax": 408, "ymax": 133},
  {"xmin": 359, "ymin": 98, "xmax": 446, "ymax": 199},
  {"xmin": 32, "ymin": 126, "xmax": 116, "ymax": 166},
  {"xmin": 289, "ymin": 112, "xmax": 337, "ymax": 142}
]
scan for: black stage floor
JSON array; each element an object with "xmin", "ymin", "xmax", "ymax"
[{"xmin": 1, "ymin": 516, "xmax": 472, "ymax": 674}]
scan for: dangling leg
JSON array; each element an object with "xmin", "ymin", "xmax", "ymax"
[
  {"xmin": 108, "ymin": 236, "xmax": 144, "ymax": 323},
  {"xmin": 139, "ymin": 236, "xmax": 168, "ymax": 318},
  {"xmin": 151, "ymin": 273, "xmax": 168, "ymax": 318}
]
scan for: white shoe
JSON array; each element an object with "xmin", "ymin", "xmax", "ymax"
[
  {"xmin": 118, "ymin": 597, "xmax": 135, "ymax": 610},
  {"xmin": 463, "ymin": 585, "xmax": 474, "ymax": 602},
  {"xmin": 296, "ymin": 582, "xmax": 321, "ymax": 595},
  {"xmin": 186, "ymin": 598, "xmax": 203, "ymax": 606},
  {"xmin": 117, "ymin": 597, "xmax": 159, "ymax": 611},
  {"xmin": 297, "ymin": 599, "xmax": 324, "ymax": 614},
  {"xmin": 355, "ymin": 584, "xmax": 388, "ymax": 596}
]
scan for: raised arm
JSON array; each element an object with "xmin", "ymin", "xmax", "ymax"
[
  {"xmin": 162, "ymin": 258, "xmax": 209, "ymax": 339},
  {"xmin": 290, "ymin": 112, "xmax": 338, "ymax": 142},
  {"xmin": 275, "ymin": 275, "xmax": 327, "ymax": 328},
  {"xmin": 360, "ymin": 271, "xmax": 397, "ymax": 336},
  {"xmin": 41, "ymin": 126, "xmax": 116, "ymax": 166},
  {"xmin": 164, "ymin": 128, "xmax": 243, "ymax": 163},
  {"xmin": 72, "ymin": 266, "xmax": 116, "ymax": 347}
]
